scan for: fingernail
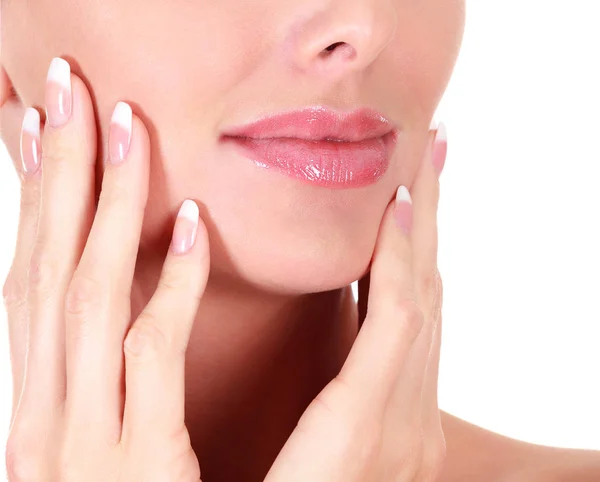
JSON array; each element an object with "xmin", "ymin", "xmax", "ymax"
[
  {"xmin": 108, "ymin": 102, "xmax": 132, "ymax": 164},
  {"xmin": 395, "ymin": 185, "xmax": 413, "ymax": 234},
  {"xmin": 432, "ymin": 121, "xmax": 447, "ymax": 177},
  {"xmin": 171, "ymin": 199, "xmax": 199, "ymax": 255},
  {"xmin": 45, "ymin": 57, "xmax": 72, "ymax": 128},
  {"xmin": 20, "ymin": 108, "xmax": 41, "ymax": 176}
]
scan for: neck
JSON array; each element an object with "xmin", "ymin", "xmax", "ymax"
[{"xmin": 131, "ymin": 249, "xmax": 358, "ymax": 481}]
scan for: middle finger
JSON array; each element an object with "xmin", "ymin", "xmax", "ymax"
[{"xmin": 63, "ymin": 100, "xmax": 150, "ymax": 444}]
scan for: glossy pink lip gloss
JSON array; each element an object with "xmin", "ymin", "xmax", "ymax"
[{"xmin": 220, "ymin": 106, "xmax": 399, "ymax": 189}]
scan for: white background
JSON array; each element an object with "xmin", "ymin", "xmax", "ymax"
[{"xmin": 1, "ymin": 1, "xmax": 599, "ymax": 476}]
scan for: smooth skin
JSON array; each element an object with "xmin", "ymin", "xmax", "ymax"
[
  {"xmin": 2, "ymin": 0, "xmax": 600, "ymax": 479},
  {"xmin": 5, "ymin": 61, "xmax": 600, "ymax": 482},
  {"xmin": 4, "ymin": 64, "xmax": 445, "ymax": 481}
]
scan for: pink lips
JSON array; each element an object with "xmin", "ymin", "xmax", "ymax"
[{"xmin": 219, "ymin": 106, "xmax": 398, "ymax": 188}]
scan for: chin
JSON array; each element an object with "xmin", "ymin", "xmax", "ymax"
[{"xmin": 207, "ymin": 214, "xmax": 379, "ymax": 296}]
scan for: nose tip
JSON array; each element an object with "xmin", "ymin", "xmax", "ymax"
[{"xmin": 285, "ymin": 2, "xmax": 397, "ymax": 79}]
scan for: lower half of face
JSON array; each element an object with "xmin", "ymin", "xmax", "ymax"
[{"xmin": 1, "ymin": 0, "xmax": 465, "ymax": 295}]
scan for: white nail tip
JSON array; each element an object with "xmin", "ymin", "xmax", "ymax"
[
  {"xmin": 396, "ymin": 185, "xmax": 412, "ymax": 204},
  {"xmin": 46, "ymin": 57, "xmax": 71, "ymax": 89},
  {"xmin": 435, "ymin": 121, "xmax": 447, "ymax": 142},
  {"xmin": 22, "ymin": 108, "xmax": 41, "ymax": 136},
  {"xmin": 111, "ymin": 102, "xmax": 132, "ymax": 131},
  {"xmin": 429, "ymin": 118, "xmax": 439, "ymax": 130},
  {"xmin": 177, "ymin": 199, "xmax": 199, "ymax": 223}
]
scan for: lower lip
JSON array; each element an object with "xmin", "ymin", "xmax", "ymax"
[{"xmin": 221, "ymin": 133, "xmax": 397, "ymax": 189}]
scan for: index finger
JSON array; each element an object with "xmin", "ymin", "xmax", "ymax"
[{"xmin": 337, "ymin": 186, "xmax": 422, "ymax": 406}]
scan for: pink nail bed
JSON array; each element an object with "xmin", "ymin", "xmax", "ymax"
[
  {"xmin": 45, "ymin": 57, "xmax": 72, "ymax": 128},
  {"xmin": 108, "ymin": 102, "xmax": 133, "ymax": 164},
  {"xmin": 20, "ymin": 108, "xmax": 42, "ymax": 176},
  {"xmin": 395, "ymin": 185, "xmax": 413, "ymax": 234},
  {"xmin": 171, "ymin": 200, "xmax": 199, "ymax": 255}
]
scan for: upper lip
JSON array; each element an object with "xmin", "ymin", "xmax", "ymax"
[{"xmin": 220, "ymin": 106, "xmax": 397, "ymax": 142}]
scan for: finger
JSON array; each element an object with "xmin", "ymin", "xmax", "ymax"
[
  {"xmin": 416, "ymin": 123, "xmax": 447, "ymax": 431},
  {"xmin": 63, "ymin": 103, "xmax": 150, "ymax": 443},
  {"xmin": 384, "ymin": 272, "xmax": 441, "ymax": 427},
  {"xmin": 122, "ymin": 200, "xmax": 209, "ymax": 442},
  {"xmin": 412, "ymin": 125, "xmax": 444, "ymax": 309},
  {"xmin": 409, "ymin": 124, "xmax": 446, "ymax": 415},
  {"xmin": 4, "ymin": 107, "xmax": 43, "ymax": 426},
  {"xmin": 422, "ymin": 273, "xmax": 443, "ymax": 429},
  {"xmin": 388, "ymin": 124, "xmax": 446, "ymax": 425},
  {"xmin": 18, "ymin": 58, "xmax": 97, "ymax": 421},
  {"xmin": 337, "ymin": 186, "xmax": 422, "ymax": 409}
]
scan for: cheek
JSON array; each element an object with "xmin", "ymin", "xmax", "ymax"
[
  {"xmin": 384, "ymin": 0, "xmax": 465, "ymax": 129},
  {"xmin": 3, "ymin": 0, "xmax": 464, "ymax": 295}
]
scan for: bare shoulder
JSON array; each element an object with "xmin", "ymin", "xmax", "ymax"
[
  {"xmin": 437, "ymin": 411, "xmax": 600, "ymax": 482},
  {"xmin": 513, "ymin": 446, "xmax": 600, "ymax": 482}
]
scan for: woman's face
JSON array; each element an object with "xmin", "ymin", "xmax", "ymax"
[{"xmin": 1, "ymin": 0, "xmax": 465, "ymax": 295}]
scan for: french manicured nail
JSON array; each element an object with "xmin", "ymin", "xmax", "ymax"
[
  {"xmin": 108, "ymin": 102, "xmax": 132, "ymax": 164},
  {"xmin": 395, "ymin": 185, "xmax": 413, "ymax": 234},
  {"xmin": 171, "ymin": 199, "xmax": 199, "ymax": 255},
  {"xmin": 45, "ymin": 57, "xmax": 72, "ymax": 128},
  {"xmin": 20, "ymin": 108, "xmax": 41, "ymax": 176},
  {"xmin": 432, "ymin": 121, "xmax": 447, "ymax": 177}
]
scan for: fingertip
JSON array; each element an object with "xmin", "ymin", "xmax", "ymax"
[
  {"xmin": 19, "ymin": 107, "xmax": 42, "ymax": 178},
  {"xmin": 394, "ymin": 185, "xmax": 414, "ymax": 235},
  {"xmin": 170, "ymin": 199, "xmax": 200, "ymax": 256},
  {"xmin": 367, "ymin": 190, "xmax": 416, "ymax": 316}
]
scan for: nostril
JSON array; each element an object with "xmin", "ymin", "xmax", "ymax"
[
  {"xmin": 325, "ymin": 42, "xmax": 346, "ymax": 52},
  {"xmin": 318, "ymin": 42, "xmax": 357, "ymax": 63}
]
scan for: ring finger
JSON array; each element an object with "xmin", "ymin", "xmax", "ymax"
[
  {"xmin": 17, "ymin": 59, "xmax": 97, "ymax": 425},
  {"xmin": 407, "ymin": 123, "xmax": 446, "ymax": 436}
]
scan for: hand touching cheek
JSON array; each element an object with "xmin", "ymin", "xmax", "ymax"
[{"xmin": 5, "ymin": 57, "xmax": 209, "ymax": 481}]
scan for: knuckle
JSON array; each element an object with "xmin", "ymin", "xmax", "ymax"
[
  {"xmin": 166, "ymin": 431, "xmax": 202, "ymax": 481},
  {"xmin": 157, "ymin": 270, "xmax": 185, "ymax": 294},
  {"xmin": 157, "ymin": 269, "xmax": 203, "ymax": 305},
  {"xmin": 28, "ymin": 247, "xmax": 60, "ymax": 300},
  {"xmin": 2, "ymin": 273, "xmax": 20, "ymax": 308},
  {"xmin": 2, "ymin": 276, "xmax": 10, "ymax": 306},
  {"xmin": 311, "ymin": 375, "xmax": 351, "ymax": 418},
  {"xmin": 98, "ymin": 178, "xmax": 141, "ymax": 211},
  {"xmin": 2, "ymin": 273, "xmax": 28, "ymax": 316},
  {"xmin": 420, "ymin": 268, "xmax": 438, "ymax": 297},
  {"xmin": 124, "ymin": 312, "xmax": 169, "ymax": 360},
  {"xmin": 41, "ymin": 135, "xmax": 78, "ymax": 168},
  {"xmin": 5, "ymin": 435, "xmax": 42, "ymax": 482},
  {"xmin": 65, "ymin": 274, "xmax": 105, "ymax": 318},
  {"xmin": 40, "ymin": 153, "xmax": 72, "ymax": 181},
  {"xmin": 394, "ymin": 298, "xmax": 425, "ymax": 340}
]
